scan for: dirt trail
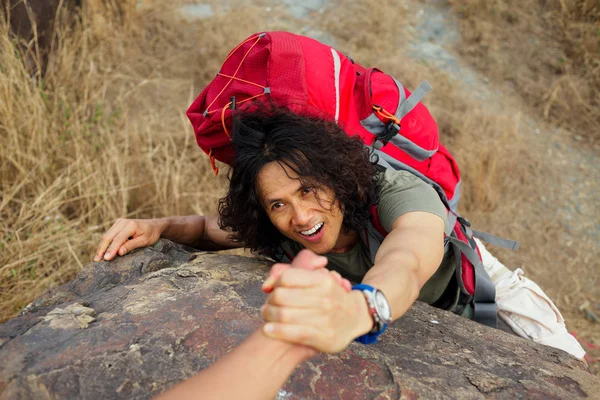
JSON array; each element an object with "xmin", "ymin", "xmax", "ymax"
[{"xmin": 400, "ymin": 3, "xmax": 599, "ymax": 260}]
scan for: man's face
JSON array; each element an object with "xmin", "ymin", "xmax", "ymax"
[{"xmin": 257, "ymin": 161, "xmax": 345, "ymax": 254}]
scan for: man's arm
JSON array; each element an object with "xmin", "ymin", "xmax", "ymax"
[
  {"xmin": 343, "ymin": 210, "xmax": 446, "ymax": 340},
  {"xmin": 360, "ymin": 211, "xmax": 445, "ymax": 320},
  {"xmin": 260, "ymin": 211, "xmax": 445, "ymax": 352},
  {"xmin": 160, "ymin": 215, "xmax": 240, "ymax": 250},
  {"xmin": 95, "ymin": 215, "xmax": 240, "ymax": 261}
]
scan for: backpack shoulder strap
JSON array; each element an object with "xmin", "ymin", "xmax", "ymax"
[
  {"xmin": 362, "ymin": 207, "xmax": 387, "ymax": 265},
  {"xmin": 471, "ymin": 229, "xmax": 520, "ymax": 251},
  {"xmin": 266, "ymin": 241, "xmax": 296, "ymax": 263},
  {"xmin": 446, "ymin": 235, "xmax": 497, "ymax": 328}
]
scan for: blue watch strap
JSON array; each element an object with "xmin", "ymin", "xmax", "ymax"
[
  {"xmin": 352, "ymin": 283, "xmax": 375, "ymax": 292},
  {"xmin": 352, "ymin": 284, "xmax": 388, "ymax": 344}
]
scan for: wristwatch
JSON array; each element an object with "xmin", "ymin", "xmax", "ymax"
[{"xmin": 352, "ymin": 284, "xmax": 392, "ymax": 344}]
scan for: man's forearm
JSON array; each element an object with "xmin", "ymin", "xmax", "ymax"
[
  {"xmin": 159, "ymin": 215, "xmax": 239, "ymax": 250},
  {"xmin": 360, "ymin": 213, "xmax": 445, "ymax": 324},
  {"xmin": 341, "ymin": 248, "xmax": 424, "ymax": 340},
  {"xmin": 155, "ymin": 329, "xmax": 312, "ymax": 400},
  {"xmin": 362, "ymin": 249, "xmax": 422, "ymax": 321}
]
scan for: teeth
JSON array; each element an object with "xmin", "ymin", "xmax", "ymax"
[{"xmin": 300, "ymin": 222, "xmax": 323, "ymax": 236}]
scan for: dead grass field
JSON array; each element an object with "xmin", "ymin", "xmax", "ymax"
[{"xmin": 1, "ymin": 0, "xmax": 598, "ymax": 372}]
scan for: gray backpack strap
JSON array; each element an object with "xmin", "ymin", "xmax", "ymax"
[
  {"xmin": 364, "ymin": 81, "xmax": 437, "ymax": 161},
  {"xmin": 394, "ymin": 80, "xmax": 432, "ymax": 121},
  {"xmin": 446, "ymin": 236, "xmax": 497, "ymax": 328},
  {"xmin": 472, "ymin": 230, "xmax": 520, "ymax": 251},
  {"xmin": 460, "ymin": 219, "xmax": 520, "ymax": 252},
  {"xmin": 446, "ymin": 210, "xmax": 458, "ymax": 237}
]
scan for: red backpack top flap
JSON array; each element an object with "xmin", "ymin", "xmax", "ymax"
[{"xmin": 187, "ymin": 32, "xmax": 355, "ymax": 166}]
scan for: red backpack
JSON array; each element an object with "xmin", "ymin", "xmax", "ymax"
[{"xmin": 187, "ymin": 31, "xmax": 518, "ymax": 327}]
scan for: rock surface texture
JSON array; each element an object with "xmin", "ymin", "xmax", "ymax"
[{"xmin": 1, "ymin": 240, "xmax": 598, "ymax": 399}]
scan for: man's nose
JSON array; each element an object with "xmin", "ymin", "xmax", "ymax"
[{"xmin": 291, "ymin": 205, "xmax": 311, "ymax": 226}]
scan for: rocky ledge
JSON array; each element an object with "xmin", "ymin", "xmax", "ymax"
[{"xmin": 0, "ymin": 240, "xmax": 597, "ymax": 399}]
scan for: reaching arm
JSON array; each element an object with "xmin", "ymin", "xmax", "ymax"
[
  {"xmin": 94, "ymin": 215, "xmax": 240, "ymax": 262},
  {"xmin": 160, "ymin": 215, "xmax": 240, "ymax": 250},
  {"xmin": 361, "ymin": 211, "xmax": 445, "ymax": 320},
  {"xmin": 260, "ymin": 211, "xmax": 445, "ymax": 352},
  {"xmin": 340, "ymin": 210, "xmax": 446, "ymax": 341}
]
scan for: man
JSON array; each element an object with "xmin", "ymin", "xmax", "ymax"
[
  {"xmin": 97, "ymin": 107, "xmax": 449, "ymax": 349},
  {"xmin": 95, "ymin": 107, "xmax": 585, "ymax": 358}
]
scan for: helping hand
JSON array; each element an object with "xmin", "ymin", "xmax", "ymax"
[
  {"xmin": 260, "ymin": 250, "xmax": 371, "ymax": 353},
  {"xmin": 94, "ymin": 218, "xmax": 166, "ymax": 262},
  {"xmin": 261, "ymin": 250, "xmax": 352, "ymax": 294}
]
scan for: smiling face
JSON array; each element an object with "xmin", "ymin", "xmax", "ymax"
[{"xmin": 257, "ymin": 161, "xmax": 356, "ymax": 254}]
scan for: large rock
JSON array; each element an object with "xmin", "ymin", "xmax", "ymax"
[{"xmin": 0, "ymin": 240, "xmax": 597, "ymax": 399}]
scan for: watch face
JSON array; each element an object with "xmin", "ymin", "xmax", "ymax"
[{"xmin": 374, "ymin": 290, "xmax": 392, "ymax": 323}]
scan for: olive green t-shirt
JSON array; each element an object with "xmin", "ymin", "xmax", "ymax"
[{"xmin": 281, "ymin": 169, "xmax": 459, "ymax": 308}]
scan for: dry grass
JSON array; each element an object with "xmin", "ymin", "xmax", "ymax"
[
  {"xmin": 0, "ymin": 2, "xmax": 227, "ymax": 321},
  {"xmin": 0, "ymin": 0, "xmax": 305, "ymax": 322},
  {"xmin": 1, "ymin": 0, "xmax": 597, "ymax": 372}
]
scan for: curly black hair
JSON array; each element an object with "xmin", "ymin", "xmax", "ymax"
[{"xmin": 218, "ymin": 106, "xmax": 381, "ymax": 254}]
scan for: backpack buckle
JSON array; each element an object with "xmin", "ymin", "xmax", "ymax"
[
  {"xmin": 379, "ymin": 122, "xmax": 400, "ymax": 146},
  {"xmin": 457, "ymin": 216, "xmax": 471, "ymax": 227}
]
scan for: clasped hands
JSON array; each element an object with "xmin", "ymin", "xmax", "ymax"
[{"xmin": 260, "ymin": 250, "xmax": 373, "ymax": 354}]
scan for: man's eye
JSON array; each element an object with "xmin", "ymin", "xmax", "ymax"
[
  {"xmin": 271, "ymin": 202, "xmax": 284, "ymax": 210},
  {"xmin": 302, "ymin": 187, "xmax": 313, "ymax": 195}
]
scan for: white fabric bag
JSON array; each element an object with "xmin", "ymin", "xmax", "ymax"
[{"xmin": 475, "ymin": 238, "xmax": 586, "ymax": 359}]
